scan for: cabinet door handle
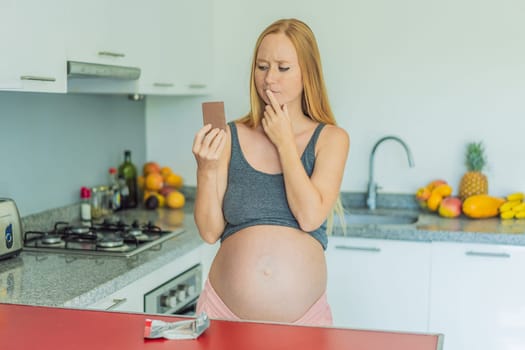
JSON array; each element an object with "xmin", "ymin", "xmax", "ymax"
[
  {"xmin": 188, "ymin": 83, "xmax": 207, "ymax": 89},
  {"xmin": 98, "ymin": 51, "xmax": 125, "ymax": 58},
  {"xmin": 465, "ymin": 251, "xmax": 511, "ymax": 259},
  {"xmin": 153, "ymin": 82, "xmax": 174, "ymax": 87},
  {"xmin": 20, "ymin": 75, "xmax": 56, "ymax": 82},
  {"xmin": 106, "ymin": 298, "xmax": 127, "ymax": 310},
  {"xmin": 335, "ymin": 245, "xmax": 381, "ymax": 253}
]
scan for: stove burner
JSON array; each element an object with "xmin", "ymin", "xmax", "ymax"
[
  {"xmin": 41, "ymin": 235, "xmax": 64, "ymax": 245},
  {"xmin": 97, "ymin": 236, "xmax": 124, "ymax": 248},
  {"xmin": 96, "ymin": 243, "xmax": 132, "ymax": 252},
  {"xmin": 128, "ymin": 228, "xmax": 143, "ymax": 237}
]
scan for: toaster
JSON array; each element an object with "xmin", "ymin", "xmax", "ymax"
[{"xmin": 0, "ymin": 198, "xmax": 23, "ymax": 260}]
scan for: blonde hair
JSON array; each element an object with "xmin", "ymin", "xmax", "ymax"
[
  {"xmin": 239, "ymin": 18, "xmax": 345, "ymax": 234},
  {"xmin": 239, "ymin": 18, "xmax": 335, "ymax": 127}
]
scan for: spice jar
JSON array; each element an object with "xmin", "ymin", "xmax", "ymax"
[
  {"xmin": 91, "ymin": 185, "xmax": 112, "ymax": 219},
  {"xmin": 80, "ymin": 186, "xmax": 92, "ymax": 222}
]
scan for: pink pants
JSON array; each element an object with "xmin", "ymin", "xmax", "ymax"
[{"xmin": 196, "ymin": 279, "xmax": 333, "ymax": 327}]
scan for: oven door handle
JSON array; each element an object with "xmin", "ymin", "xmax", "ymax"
[{"xmin": 106, "ymin": 298, "xmax": 127, "ymax": 310}]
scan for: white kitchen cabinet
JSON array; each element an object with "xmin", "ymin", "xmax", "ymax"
[
  {"xmin": 64, "ymin": 0, "xmax": 140, "ymax": 67},
  {"xmin": 429, "ymin": 242, "xmax": 525, "ymax": 350},
  {"xmin": 1, "ymin": 0, "xmax": 212, "ymax": 96},
  {"xmin": 136, "ymin": 0, "xmax": 212, "ymax": 95},
  {"xmin": 0, "ymin": 0, "xmax": 66, "ymax": 93},
  {"xmin": 64, "ymin": 0, "xmax": 143, "ymax": 94},
  {"xmin": 326, "ymin": 236, "xmax": 431, "ymax": 332},
  {"xmin": 64, "ymin": 0, "xmax": 212, "ymax": 95}
]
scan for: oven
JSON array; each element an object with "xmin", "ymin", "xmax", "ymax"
[{"xmin": 144, "ymin": 264, "xmax": 202, "ymax": 315}]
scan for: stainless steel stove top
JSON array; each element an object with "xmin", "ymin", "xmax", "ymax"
[{"xmin": 23, "ymin": 219, "xmax": 186, "ymax": 258}]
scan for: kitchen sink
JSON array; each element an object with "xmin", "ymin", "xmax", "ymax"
[{"xmin": 339, "ymin": 212, "xmax": 419, "ymax": 226}]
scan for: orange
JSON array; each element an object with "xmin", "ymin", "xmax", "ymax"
[
  {"xmin": 165, "ymin": 173, "xmax": 183, "ymax": 189},
  {"xmin": 160, "ymin": 166, "xmax": 173, "ymax": 179},
  {"xmin": 145, "ymin": 173, "xmax": 163, "ymax": 191},
  {"xmin": 143, "ymin": 162, "xmax": 161, "ymax": 176},
  {"xmin": 166, "ymin": 191, "xmax": 185, "ymax": 209}
]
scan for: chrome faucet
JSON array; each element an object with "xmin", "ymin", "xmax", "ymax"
[{"xmin": 366, "ymin": 136, "xmax": 415, "ymax": 210}]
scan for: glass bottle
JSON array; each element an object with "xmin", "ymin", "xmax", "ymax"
[
  {"xmin": 118, "ymin": 174, "xmax": 130, "ymax": 210},
  {"xmin": 108, "ymin": 167, "xmax": 121, "ymax": 211},
  {"xmin": 118, "ymin": 150, "xmax": 138, "ymax": 208}
]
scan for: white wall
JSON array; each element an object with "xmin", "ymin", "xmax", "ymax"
[{"xmin": 146, "ymin": 0, "xmax": 525, "ymax": 197}]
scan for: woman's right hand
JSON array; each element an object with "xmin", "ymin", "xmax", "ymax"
[{"xmin": 192, "ymin": 124, "xmax": 227, "ymax": 170}]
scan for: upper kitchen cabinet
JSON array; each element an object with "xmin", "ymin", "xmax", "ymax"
[
  {"xmin": 64, "ymin": 0, "xmax": 142, "ymax": 94},
  {"xmin": 64, "ymin": 0, "xmax": 139, "ymax": 67},
  {"xmin": 0, "ymin": 0, "xmax": 67, "ymax": 93},
  {"xmin": 136, "ymin": 0, "xmax": 212, "ymax": 95},
  {"xmin": 64, "ymin": 0, "xmax": 212, "ymax": 96}
]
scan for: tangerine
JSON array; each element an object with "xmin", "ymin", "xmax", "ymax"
[
  {"xmin": 166, "ymin": 191, "xmax": 185, "ymax": 209},
  {"xmin": 145, "ymin": 172, "xmax": 163, "ymax": 191},
  {"xmin": 160, "ymin": 166, "xmax": 173, "ymax": 179},
  {"xmin": 165, "ymin": 173, "xmax": 183, "ymax": 189}
]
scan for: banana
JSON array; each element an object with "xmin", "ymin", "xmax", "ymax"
[
  {"xmin": 500, "ymin": 211, "xmax": 516, "ymax": 219},
  {"xmin": 507, "ymin": 192, "xmax": 525, "ymax": 201},
  {"xmin": 512, "ymin": 203, "xmax": 525, "ymax": 213},
  {"xmin": 499, "ymin": 200, "xmax": 522, "ymax": 212},
  {"xmin": 515, "ymin": 211, "xmax": 525, "ymax": 219}
]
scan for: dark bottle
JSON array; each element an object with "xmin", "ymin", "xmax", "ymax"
[{"xmin": 118, "ymin": 150, "xmax": 138, "ymax": 208}]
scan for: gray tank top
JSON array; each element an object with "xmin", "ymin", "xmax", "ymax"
[{"xmin": 222, "ymin": 122, "xmax": 328, "ymax": 250}]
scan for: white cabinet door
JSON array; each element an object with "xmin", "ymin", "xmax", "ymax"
[
  {"xmin": 136, "ymin": 0, "xmax": 212, "ymax": 95},
  {"xmin": 64, "ymin": 0, "xmax": 142, "ymax": 94},
  {"xmin": 0, "ymin": 0, "xmax": 66, "ymax": 93},
  {"xmin": 87, "ymin": 279, "xmax": 144, "ymax": 312},
  {"xmin": 326, "ymin": 237, "xmax": 431, "ymax": 332},
  {"xmin": 429, "ymin": 242, "xmax": 525, "ymax": 350},
  {"xmin": 64, "ymin": 0, "xmax": 139, "ymax": 67}
]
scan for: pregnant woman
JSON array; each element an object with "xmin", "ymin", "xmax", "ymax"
[{"xmin": 192, "ymin": 18, "xmax": 349, "ymax": 326}]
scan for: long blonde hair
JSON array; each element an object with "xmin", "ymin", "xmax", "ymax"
[
  {"xmin": 239, "ymin": 18, "xmax": 345, "ymax": 234},
  {"xmin": 239, "ymin": 18, "xmax": 335, "ymax": 127}
]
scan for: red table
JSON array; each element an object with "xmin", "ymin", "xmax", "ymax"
[{"xmin": 0, "ymin": 303, "xmax": 443, "ymax": 350}]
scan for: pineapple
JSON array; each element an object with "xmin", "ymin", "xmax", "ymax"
[{"xmin": 458, "ymin": 142, "xmax": 488, "ymax": 201}]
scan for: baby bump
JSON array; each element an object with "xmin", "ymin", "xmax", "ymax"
[{"xmin": 208, "ymin": 225, "xmax": 327, "ymax": 323}]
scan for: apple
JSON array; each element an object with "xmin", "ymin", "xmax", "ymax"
[{"xmin": 438, "ymin": 197, "xmax": 462, "ymax": 218}]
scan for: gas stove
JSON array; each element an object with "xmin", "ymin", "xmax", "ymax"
[{"xmin": 23, "ymin": 217, "xmax": 185, "ymax": 257}]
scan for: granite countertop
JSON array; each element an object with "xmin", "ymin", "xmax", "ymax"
[
  {"xmin": 334, "ymin": 207, "xmax": 525, "ymax": 246},
  {"xmin": 0, "ymin": 208, "xmax": 205, "ymax": 308},
  {"xmin": 2, "ymin": 197, "xmax": 525, "ymax": 310}
]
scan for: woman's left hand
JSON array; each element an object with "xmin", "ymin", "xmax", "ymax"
[{"xmin": 261, "ymin": 90, "xmax": 294, "ymax": 148}]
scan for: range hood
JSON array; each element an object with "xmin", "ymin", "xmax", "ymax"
[{"xmin": 67, "ymin": 61, "xmax": 141, "ymax": 80}]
